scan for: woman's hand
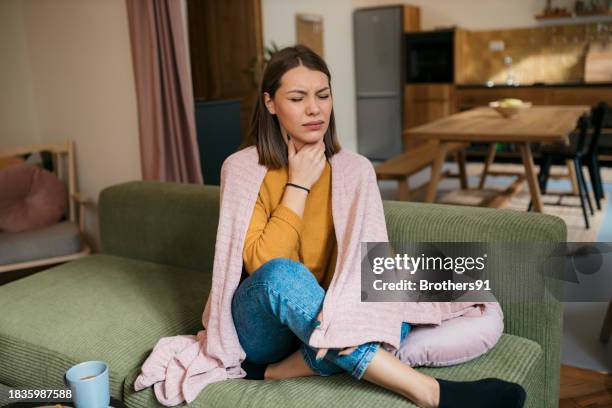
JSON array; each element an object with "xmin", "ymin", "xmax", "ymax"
[
  {"xmin": 338, "ymin": 346, "xmax": 358, "ymax": 356},
  {"xmin": 315, "ymin": 346, "xmax": 358, "ymax": 360},
  {"xmin": 313, "ymin": 310, "xmax": 358, "ymax": 360},
  {"xmin": 287, "ymin": 139, "xmax": 326, "ymax": 189}
]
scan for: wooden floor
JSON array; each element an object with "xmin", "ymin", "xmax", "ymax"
[{"xmin": 560, "ymin": 365, "xmax": 612, "ymax": 407}]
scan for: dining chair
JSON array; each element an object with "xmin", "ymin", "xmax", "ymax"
[
  {"xmin": 601, "ymin": 298, "xmax": 612, "ymax": 343},
  {"xmin": 584, "ymin": 102, "xmax": 609, "ymax": 210},
  {"xmin": 528, "ymin": 114, "xmax": 594, "ymax": 228}
]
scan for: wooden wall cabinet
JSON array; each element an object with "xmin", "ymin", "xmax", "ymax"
[{"xmin": 402, "ymin": 5, "xmax": 420, "ymax": 32}]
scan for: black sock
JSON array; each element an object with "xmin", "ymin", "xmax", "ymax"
[
  {"xmin": 437, "ymin": 377, "xmax": 526, "ymax": 408},
  {"xmin": 241, "ymin": 360, "xmax": 268, "ymax": 380}
]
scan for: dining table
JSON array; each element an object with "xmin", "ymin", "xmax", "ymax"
[{"xmin": 403, "ymin": 105, "xmax": 591, "ymax": 212}]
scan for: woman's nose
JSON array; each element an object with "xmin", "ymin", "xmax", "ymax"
[{"xmin": 305, "ymin": 97, "xmax": 320, "ymax": 115}]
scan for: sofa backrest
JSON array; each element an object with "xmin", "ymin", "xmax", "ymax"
[
  {"xmin": 99, "ymin": 181, "xmax": 220, "ymax": 272},
  {"xmin": 99, "ymin": 181, "xmax": 568, "ymax": 274},
  {"xmin": 383, "ymin": 200, "xmax": 566, "ymax": 242}
]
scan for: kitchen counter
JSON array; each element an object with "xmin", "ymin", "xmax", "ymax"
[
  {"xmin": 454, "ymin": 82, "xmax": 611, "ymax": 111},
  {"xmin": 457, "ymin": 81, "xmax": 612, "ymax": 89}
]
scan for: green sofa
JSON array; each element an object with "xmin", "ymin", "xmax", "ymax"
[{"xmin": 0, "ymin": 181, "xmax": 566, "ymax": 407}]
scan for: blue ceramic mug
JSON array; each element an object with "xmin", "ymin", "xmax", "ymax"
[{"xmin": 64, "ymin": 361, "xmax": 110, "ymax": 408}]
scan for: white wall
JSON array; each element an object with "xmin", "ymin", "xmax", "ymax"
[
  {"xmin": 262, "ymin": 0, "xmax": 358, "ymax": 152},
  {"xmin": 1, "ymin": 0, "xmax": 142, "ymax": 251},
  {"xmin": 0, "ymin": 0, "xmax": 40, "ymax": 147}
]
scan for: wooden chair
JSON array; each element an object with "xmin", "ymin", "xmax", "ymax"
[
  {"xmin": 375, "ymin": 142, "xmax": 469, "ymax": 201},
  {"xmin": 0, "ymin": 140, "xmax": 91, "ymax": 273}
]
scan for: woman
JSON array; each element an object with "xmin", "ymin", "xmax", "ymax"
[{"xmin": 230, "ymin": 45, "xmax": 526, "ymax": 408}]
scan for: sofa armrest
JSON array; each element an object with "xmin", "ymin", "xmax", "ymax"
[{"xmin": 383, "ymin": 200, "xmax": 566, "ymax": 407}]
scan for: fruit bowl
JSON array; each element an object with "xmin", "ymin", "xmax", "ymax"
[{"xmin": 489, "ymin": 99, "xmax": 532, "ymax": 118}]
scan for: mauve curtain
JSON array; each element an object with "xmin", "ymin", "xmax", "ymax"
[{"xmin": 126, "ymin": 0, "xmax": 203, "ymax": 184}]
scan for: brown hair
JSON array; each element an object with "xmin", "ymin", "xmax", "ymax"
[{"xmin": 241, "ymin": 45, "xmax": 341, "ymax": 168}]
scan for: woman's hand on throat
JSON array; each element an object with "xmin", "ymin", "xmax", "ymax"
[{"xmin": 287, "ymin": 139, "xmax": 326, "ymax": 190}]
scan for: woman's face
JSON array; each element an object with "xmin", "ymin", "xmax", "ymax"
[{"xmin": 264, "ymin": 65, "xmax": 332, "ymax": 150}]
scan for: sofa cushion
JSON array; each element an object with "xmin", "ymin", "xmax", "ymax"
[
  {"xmin": 0, "ymin": 383, "xmax": 13, "ymax": 406},
  {"xmin": 395, "ymin": 302, "xmax": 504, "ymax": 367},
  {"xmin": 0, "ymin": 221, "xmax": 81, "ymax": 265},
  {"xmin": 121, "ymin": 334, "xmax": 542, "ymax": 408},
  {"xmin": 0, "ymin": 163, "xmax": 67, "ymax": 232},
  {"xmin": 0, "ymin": 255, "xmax": 211, "ymax": 399}
]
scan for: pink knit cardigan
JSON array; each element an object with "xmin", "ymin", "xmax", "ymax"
[{"xmin": 134, "ymin": 146, "xmax": 487, "ymax": 405}]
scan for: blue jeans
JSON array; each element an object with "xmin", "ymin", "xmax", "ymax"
[{"xmin": 231, "ymin": 258, "xmax": 411, "ymax": 380}]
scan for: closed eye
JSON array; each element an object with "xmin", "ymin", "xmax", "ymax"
[{"xmin": 289, "ymin": 94, "xmax": 329, "ymax": 102}]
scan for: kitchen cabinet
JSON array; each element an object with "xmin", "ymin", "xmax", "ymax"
[
  {"xmin": 456, "ymin": 88, "xmax": 550, "ymax": 110},
  {"xmin": 402, "ymin": 5, "xmax": 420, "ymax": 33},
  {"xmin": 551, "ymin": 87, "xmax": 612, "ymax": 105},
  {"xmin": 403, "ymin": 84, "xmax": 455, "ymax": 150},
  {"xmin": 455, "ymin": 85, "xmax": 612, "ymax": 111}
]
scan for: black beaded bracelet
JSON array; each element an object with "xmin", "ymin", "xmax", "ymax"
[{"xmin": 286, "ymin": 182, "xmax": 310, "ymax": 193}]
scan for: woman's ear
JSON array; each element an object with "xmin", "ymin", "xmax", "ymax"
[{"xmin": 263, "ymin": 92, "xmax": 276, "ymax": 115}]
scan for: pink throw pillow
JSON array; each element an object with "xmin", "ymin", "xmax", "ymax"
[
  {"xmin": 394, "ymin": 302, "xmax": 504, "ymax": 367},
  {"xmin": 0, "ymin": 163, "xmax": 68, "ymax": 232}
]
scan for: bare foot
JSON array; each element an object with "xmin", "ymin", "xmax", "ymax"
[
  {"xmin": 362, "ymin": 348, "xmax": 440, "ymax": 408},
  {"xmin": 264, "ymin": 349, "xmax": 317, "ymax": 380}
]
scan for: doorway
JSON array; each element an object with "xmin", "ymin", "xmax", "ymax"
[{"xmin": 187, "ymin": 0, "xmax": 264, "ymax": 140}]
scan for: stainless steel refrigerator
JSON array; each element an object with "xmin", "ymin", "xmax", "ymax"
[{"xmin": 354, "ymin": 6, "xmax": 403, "ymax": 160}]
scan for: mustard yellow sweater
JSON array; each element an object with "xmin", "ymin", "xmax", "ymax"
[{"xmin": 242, "ymin": 161, "xmax": 337, "ymax": 290}]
